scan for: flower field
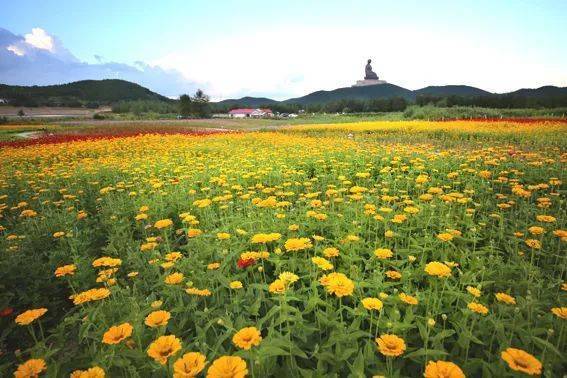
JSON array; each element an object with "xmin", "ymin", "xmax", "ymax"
[{"xmin": 0, "ymin": 120, "xmax": 565, "ymax": 377}]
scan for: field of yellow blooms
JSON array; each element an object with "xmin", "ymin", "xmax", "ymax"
[{"xmin": 0, "ymin": 120, "xmax": 565, "ymax": 377}]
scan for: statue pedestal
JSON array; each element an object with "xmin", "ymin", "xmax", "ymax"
[{"xmin": 352, "ymin": 79, "xmax": 387, "ymax": 87}]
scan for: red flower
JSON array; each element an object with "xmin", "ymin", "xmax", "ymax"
[
  {"xmin": 0, "ymin": 307, "xmax": 14, "ymax": 317},
  {"xmin": 237, "ymin": 258, "xmax": 256, "ymax": 269}
]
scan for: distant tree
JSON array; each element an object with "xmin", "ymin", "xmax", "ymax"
[
  {"xmin": 179, "ymin": 94, "xmax": 193, "ymax": 118},
  {"xmin": 192, "ymin": 89, "xmax": 211, "ymax": 118},
  {"xmin": 179, "ymin": 90, "xmax": 211, "ymax": 118}
]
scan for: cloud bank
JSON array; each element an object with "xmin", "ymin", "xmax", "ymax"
[
  {"xmin": 152, "ymin": 26, "xmax": 567, "ymax": 100},
  {"xmin": 2, "ymin": 26, "xmax": 566, "ymax": 101},
  {"xmin": 0, "ymin": 27, "xmax": 198, "ymax": 98}
]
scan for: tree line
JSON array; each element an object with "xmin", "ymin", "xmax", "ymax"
[{"xmin": 416, "ymin": 94, "xmax": 567, "ymax": 109}]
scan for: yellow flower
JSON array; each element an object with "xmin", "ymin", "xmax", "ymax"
[
  {"xmin": 151, "ymin": 300, "xmax": 163, "ymax": 309},
  {"xmin": 399, "ymin": 293, "xmax": 418, "ymax": 305},
  {"xmin": 501, "ymin": 348, "xmax": 542, "ymax": 376},
  {"xmin": 467, "ymin": 302, "xmax": 488, "ymax": 315},
  {"xmin": 187, "ymin": 228, "xmax": 203, "ymax": 238},
  {"xmin": 145, "ymin": 310, "xmax": 171, "ymax": 327},
  {"xmin": 385, "ymin": 270, "xmax": 402, "ymax": 280},
  {"xmin": 362, "ymin": 297, "xmax": 383, "ymax": 311},
  {"xmin": 15, "ymin": 308, "xmax": 47, "ymax": 325},
  {"xmin": 147, "ymin": 335, "xmax": 182, "ymax": 365},
  {"xmin": 140, "ymin": 242, "xmax": 158, "ymax": 251},
  {"xmin": 551, "ymin": 307, "xmax": 567, "ymax": 319},
  {"xmin": 14, "ymin": 358, "xmax": 47, "ymax": 378},
  {"xmin": 436, "ymin": 233, "xmax": 454, "ymax": 242},
  {"xmin": 165, "ymin": 272, "xmax": 184, "ymax": 284},
  {"xmin": 165, "ymin": 252, "xmax": 184, "ymax": 262},
  {"xmin": 92, "ymin": 257, "xmax": 122, "ymax": 268},
  {"xmin": 193, "ymin": 198, "xmax": 212, "ymax": 208},
  {"xmin": 311, "ymin": 256, "xmax": 334, "ymax": 270},
  {"xmin": 466, "ymin": 286, "xmax": 481, "ymax": 298},
  {"xmin": 20, "ymin": 209, "xmax": 37, "ymax": 218},
  {"xmin": 495, "ymin": 293, "xmax": 516, "ymax": 305},
  {"xmin": 278, "ymin": 272, "xmax": 299, "ymax": 285},
  {"xmin": 102, "ymin": 322, "xmax": 133, "ymax": 344},
  {"xmin": 71, "ymin": 288, "xmax": 111, "ymax": 305},
  {"xmin": 70, "ymin": 366, "xmax": 105, "ymax": 378},
  {"xmin": 207, "ymin": 262, "xmax": 221, "ymax": 270},
  {"xmin": 284, "ymin": 238, "xmax": 313, "ymax": 251},
  {"xmin": 268, "ymin": 279, "xmax": 286, "ymax": 294},
  {"xmin": 424, "ymin": 261, "xmax": 452, "ymax": 278},
  {"xmin": 53, "ymin": 231, "xmax": 66, "ymax": 238},
  {"xmin": 323, "ymin": 272, "xmax": 354, "ymax": 297},
  {"xmin": 423, "ymin": 360, "xmax": 465, "ymax": 378},
  {"xmin": 206, "ymin": 356, "xmax": 248, "ymax": 378},
  {"xmin": 154, "ymin": 219, "xmax": 173, "ymax": 229},
  {"xmin": 173, "ymin": 352, "xmax": 207, "ymax": 378},
  {"xmin": 185, "ymin": 287, "xmax": 212, "ymax": 296},
  {"xmin": 375, "ymin": 334, "xmax": 406, "ymax": 357},
  {"xmin": 527, "ymin": 226, "xmax": 544, "ymax": 235},
  {"xmin": 536, "ymin": 215, "xmax": 556, "ymax": 223},
  {"xmin": 217, "ymin": 232, "xmax": 231, "ymax": 240},
  {"xmin": 374, "ymin": 248, "xmax": 393, "ymax": 259},
  {"xmin": 229, "ymin": 281, "xmax": 243, "ymax": 289},
  {"xmin": 250, "ymin": 233, "xmax": 281, "ymax": 243},
  {"xmin": 323, "ymin": 247, "xmax": 339, "ymax": 258},
  {"xmin": 524, "ymin": 239, "xmax": 541, "ymax": 249},
  {"xmin": 232, "ymin": 326, "xmax": 262, "ymax": 350}
]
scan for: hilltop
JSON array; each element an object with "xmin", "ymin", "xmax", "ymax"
[{"xmin": 0, "ymin": 79, "xmax": 169, "ymax": 107}]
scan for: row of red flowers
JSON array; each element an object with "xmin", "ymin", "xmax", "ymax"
[{"xmin": 0, "ymin": 128, "xmax": 234, "ymax": 148}]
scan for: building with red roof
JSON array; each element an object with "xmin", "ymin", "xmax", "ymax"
[{"xmin": 228, "ymin": 108, "xmax": 273, "ymax": 118}]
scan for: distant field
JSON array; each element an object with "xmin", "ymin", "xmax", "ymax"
[
  {"xmin": 0, "ymin": 106, "xmax": 112, "ymax": 117},
  {"xmin": 0, "ymin": 119, "xmax": 565, "ymax": 377}
]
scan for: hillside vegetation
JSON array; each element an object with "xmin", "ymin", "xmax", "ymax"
[{"xmin": 0, "ymin": 79, "xmax": 169, "ymax": 107}]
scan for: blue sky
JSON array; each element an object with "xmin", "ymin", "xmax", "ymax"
[{"xmin": 1, "ymin": 0, "xmax": 566, "ymax": 99}]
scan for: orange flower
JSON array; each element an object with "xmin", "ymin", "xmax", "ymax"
[
  {"xmin": 145, "ymin": 310, "xmax": 171, "ymax": 328},
  {"xmin": 14, "ymin": 358, "xmax": 47, "ymax": 378},
  {"xmin": 102, "ymin": 322, "xmax": 133, "ymax": 344},
  {"xmin": 423, "ymin": 360, "xmax": 465, "ymax": 378},
  {"xmin": 207, "ymin": 356, "xmax": 248, "ymax": 378},
  {"xmin": 375, "ymin": 334, "xmax": 406, "ymax": 357},
  {"xmin": 147, "ymin": 335, "xmax": 182, "ymax": 365},
  {"xmin": 173, "ymin": 352, "xmax": 207, "ymax": 378},
  {"xmin": 501, "ymin": 348, "xmax": 542, "ymax": 376},
  {"xmin": 15, "ymin": 308, "xmax": 47, "ymax": 325},
  {"xmin": 232, "ymin": 326, "xmax": 262, "ymax": 350}
]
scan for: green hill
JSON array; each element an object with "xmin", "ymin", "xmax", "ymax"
[
  {"xmin": 215, "ymin": 96, "xmax": 277, "ymax": 108},
  {"xmin": 414, "ymin": 85, "xmax": 491, "ymax": 97},
  {"xmin": 284, "ymin": 83, "xmax": 415, "ymax": 105},
  {"xmin": 506, "ymin": 86, "xmax": 567, "ymax": 98},
  {"xmin": 0, "ymin": 79, "xmax": 169, "ymax": 107}
]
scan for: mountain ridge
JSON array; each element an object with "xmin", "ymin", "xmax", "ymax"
[
  {"xmin": 215, "ymin": 84, "xmax": 567, "ymax": 107},
  {"xmin": 1, "ymin": 79, "xmax": 566, "ymax": 108}
]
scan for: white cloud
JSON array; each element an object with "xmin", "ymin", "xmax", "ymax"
[
  {"xmin": 0, "ymin": 27, "xmax": 198, "ymax": 97},
  {"xmin": 152, "ymin": 26, "xmax": 567, "ymax": 100},
  {"xmin": 24, "ymin": 27, "xmax": 54, "ymax": 51},
  {"xmin": 6, "ymin": 44, "xmax": 24, "ymax": 56}
]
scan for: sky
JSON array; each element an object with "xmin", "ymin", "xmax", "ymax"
[{"xmin": 1, "ymin": 0, "xmax": 567, "ymax": 100}]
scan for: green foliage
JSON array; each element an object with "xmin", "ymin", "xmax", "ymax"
[
  {"xmin": 403, "ymin": 105, "xmax": 567, "ymax": 120},
  {"xmin": 0, "ymin": 79, "xmax": 168, "ymax": 107},
  {"xmin": 111, "ymin": 100, "xmax": 177, "ymax": 115},
  {"xmin": 0, "ymin": 125, "xmax": 565, "ymax": 376},
  {"xmin": 179, "ymin": 90, "xmax": 211, "ymax": 118}
]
